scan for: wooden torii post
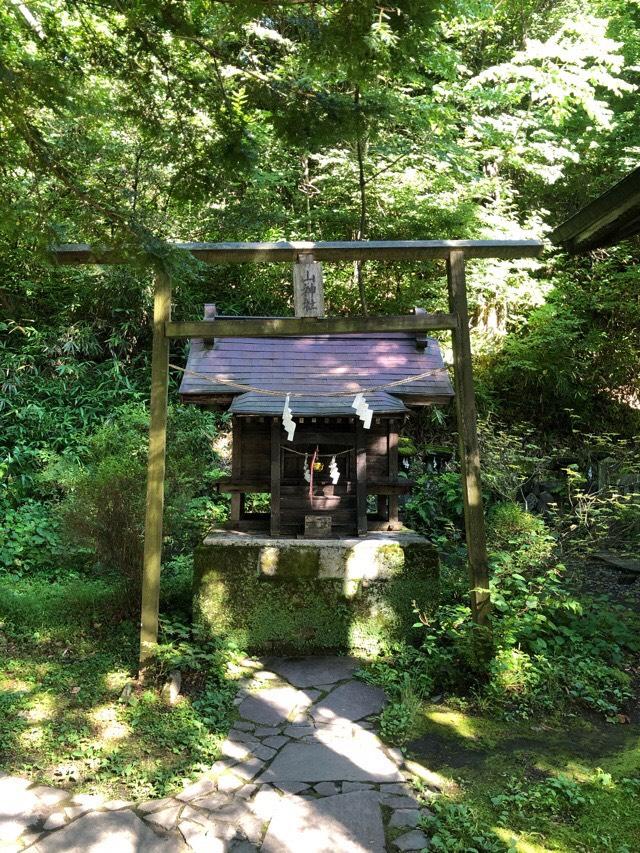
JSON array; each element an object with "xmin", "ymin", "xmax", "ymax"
[{"xmin": 52, "ymin": 239, "xmax": 543, "ymax": 667}]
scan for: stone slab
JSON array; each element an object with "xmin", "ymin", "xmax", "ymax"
[
  {"xmin": 262, "ymin": 735, "xmax": 289, "ymax": 749},
  {"xmin": 238, "ymin": 686, "xmax": 312, "ymax": 726},
  {"xmin": 389, "ymin": 809, "xmax": 420, "ymax": 828},
  {"xmin": 311, "ymin": 681, "xmax": 387, "ymax": 723},
  {"xmin": 261, "ymin": 791, "xmax": 385, "ymax": 853},
  {"xmin": 394, "ymin": 829, "xmax": 430, "ymax": 851},
  {"xmin": 258, "ymin": 741, "xmax": 404, "ymax": 783},
  {"xmin": 266, "ymin": 657, "xmax": 359, "ymax": 688},
  {"xmin": 31, "ymin": 810, "xmax": 184, "ymax": 852}
]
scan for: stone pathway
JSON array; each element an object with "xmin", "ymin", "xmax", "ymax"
[{"xmin": 1, "ymin": 657, "xmax": 441, "ymax": 852}]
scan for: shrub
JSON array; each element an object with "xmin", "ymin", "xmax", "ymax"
[
  {"xmin": 367, "ymin": 501, "xmax": 637, "ymax": 722},
  {"xmin": 48, "ymin": 403, "xmax": 226, "ymax": 601},
  {"xmin": 0, "ymin": 498, "xmax": 61, "ymax": 575}
]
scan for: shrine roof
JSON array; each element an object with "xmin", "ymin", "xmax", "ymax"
[
  {"xmin": 179, "ymin": 320, "xmax": 454, "ymax": 410},
  {"xmin": 229, "ymin": 391, "xmax": 408, "ymax": 417}
]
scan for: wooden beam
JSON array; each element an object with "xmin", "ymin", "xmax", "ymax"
[
  {"xmin": 355, "ymin": 422, "xmax": 368, "ymax": 536},
  {"xmin": 166, "ymin": 313, "xmax": 457, "ymax": 339},
  {"xmin": 139, "ymin": 269, "xmax": 171, "ymax": 669},
  {"xmin": 388, "ymin": 423, "xmax": 399, "ymax": 525},
  {"xmin": 447, "ymin": 250, "xmax": 490, "ymax": 627},
  {"xmin": 230, "ymin": 418, "xmax": 242, "ymax": 523},
  {"xmin": 51, "ymin": 239, "xmax": 544, "ymax": 265},
  {"xmin": 270, "ymin": 420, "xmax": 281, "ymax": 536}
]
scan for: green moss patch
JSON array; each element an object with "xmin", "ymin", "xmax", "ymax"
[{"xmin": 193, "ymin": 538, "xmax": 439, "ymax": 655}]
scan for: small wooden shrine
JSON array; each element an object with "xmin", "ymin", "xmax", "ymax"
[{"xmin": 180, "ymin": 304, "xmax": 454, "ymax": 538}]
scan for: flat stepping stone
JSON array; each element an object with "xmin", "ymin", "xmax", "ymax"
[
  {"xmin": 262, "ymin": 735, "xmax": 289, "ymax": 749},
  {"xmin": 262, "ymin": 790, "xmax": 385, "ymax": 853},
  {"xmin": 389, "ymin": 809, "xmax": 420, "ymax": 828},
  {"xmin": 31, "ymin": 810, "xmax": 182, "ymax": 852},
  {"xmin": 238, "ymin": 686, "xmax": 312, "ymax": 726},
  {"xmin": 266, "ymin": 656, "xmax": 359, "ymax": 688},
  {"xmin": 311, "ymin": 682, "xmax": 386, "ymax": 724},
  {"xmin": 314, "ymin": 782, "xmax": 340, "ymax": 796},
  {"xmin": 394, "ymin": 829, "xmax": 430, "ymax": 851},
  {"xmin": 258, "ymin": 741, "xmax": 404, "ymax": 783}
]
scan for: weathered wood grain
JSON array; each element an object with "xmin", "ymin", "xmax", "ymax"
[
  {"xmin": 447, "ymin": 250, "xmax": 490, "ymax": 627},
  {"xmin": 52, "ymin": 239, "xmax": 544, "ymax": 265},
  {"xmin": 139, "ymin": 269, "xmax": 171, "ymax": 668},
  {"xmin": 166, "ymin": 313, "xmax": 457, "ymax": 338}
]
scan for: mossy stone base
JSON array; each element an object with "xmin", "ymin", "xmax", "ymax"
[{"xmin": 193, "ymin": 531, "xmax": 439, "ymax": 656}]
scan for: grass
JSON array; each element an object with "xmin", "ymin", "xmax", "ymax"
[
  {"xmin": 0, "ymin": 572, "xmax": 235, "ymax": 801},
  {"xmin": 405, "ymin": 702, "xmax": 640, "ymax": 852}
]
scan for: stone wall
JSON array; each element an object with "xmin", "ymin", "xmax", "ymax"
[{"xmin": 193, "ymin": 532, "xmax": 439, "ymax": 656}]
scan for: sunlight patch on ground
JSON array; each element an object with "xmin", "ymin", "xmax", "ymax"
[
  {"xmin": 493, "ymin": 827, "xmax": 550, "ymax": 853},
  {"xmin": 103, "ymin": 669, "xmax": 130, "ymax": 692},
  {"xmin": 0, "ymin": 676, "xmax": 34, "ymax": 694},
  {"xmin": 91, "ymin": 704, "xmax": 131, "ymax": 744},
  {"xmin": 424, "ymin": 707, "xmax": 481, "ymax": 740},
  {"xmin": 21, "ymin": 693, "xmax": 57, "ymax": 722}
]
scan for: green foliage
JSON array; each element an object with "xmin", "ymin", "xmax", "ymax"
[
  {"xmin": 492, "ymin": 773, "xmax": 593, "ymax": 829},
  {"xmin": 44, "ymin": 404, "xmax": 226, "ymax": 597},
  {"xmin": 377, "ymin": 671, "xmax": 424, "ymax": 744},
  {"xmin": 420, "ymin": 800, "xmax": 514, "ymax": 853},
  {"xmin": 366, "ymin": 501, "xmax": 637, "ymax": 722},
  {"xmin": 0, "ymin": 499, "xmax": 61, "ymax": 575},
  {"xmin": 0, "ymin": 573, "xmax": 238, "ymax": 799}
]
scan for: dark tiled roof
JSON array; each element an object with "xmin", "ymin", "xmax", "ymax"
[
  {"xmin": 179, "ymin": 325, "xmax": 454, "ymax": 412},
  {"xmin": 229, "ymin": 391, "xmax": 408, "ymax": 417}
]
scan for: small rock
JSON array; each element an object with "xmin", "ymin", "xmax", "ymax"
[
  {"xmin": 177, "ymin": 777, "xmax": 217, "ymax": 802},
  {"xmin": 43, "ymin": 812, "xmax": 67, "ymax": 831},
  {"xmin": 314, "ymin": 782, "xmax": 340, "ymax": 796},
  {"xmin": 389, "ymin": 809, "xmax": 420, "ymax": 828},
  {"xmin": 262, "ymin": 735, "xmax": 288, "ymax": 750},
  {"xmin": 394, "ymin": 829, "xmax": 430, "ymax": 850},
  {"xmin": 118, "ymin": 683, "xmax": 134, "ymax": 704},
  {"xmin": 161, "ymin": 670, "xmax": 182, "ymax": 705}
]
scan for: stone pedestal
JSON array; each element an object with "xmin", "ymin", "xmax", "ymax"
[{"xmin": 193, "ymin": 531, "xmax": 439, "ymax": 655}]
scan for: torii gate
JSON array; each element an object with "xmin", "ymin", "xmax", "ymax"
[{"xmin": 52, "ymin": 239, "xmax": 543, "ymax": 667}]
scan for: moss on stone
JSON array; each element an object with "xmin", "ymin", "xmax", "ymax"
[{"xmin": 193, "ymin": 537, "xmax": 439, "ymax": 656}]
